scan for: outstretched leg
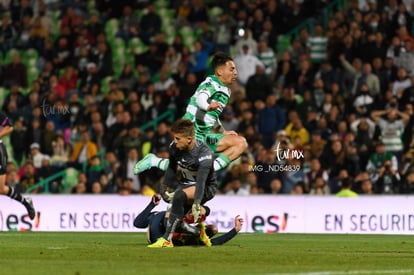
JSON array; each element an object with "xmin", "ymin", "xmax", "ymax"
[
  {"xmin": 214, "ymin": 135, "xmax": 248, "ymax": 170},
  {"xmin": 134, "ymin": 153, "xmax": 170, "ymax": 174}
]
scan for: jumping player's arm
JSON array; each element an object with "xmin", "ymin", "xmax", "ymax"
[
  {"xmin": 196, "ymin": 90, "xmax": 221, "ymax": 111},
  {"xmin": 211, "ymin": 215, "xmax": 244, "ymax": 246}
]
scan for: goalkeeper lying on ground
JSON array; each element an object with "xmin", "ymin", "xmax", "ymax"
[{"xmin": 134, "ymin": 194, "xmax": 243, "ymax": 246}]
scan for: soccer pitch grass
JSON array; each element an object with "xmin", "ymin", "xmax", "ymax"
[{"xmin": 0, "ymin": 233, "xmax": 413, "ymax": 275}]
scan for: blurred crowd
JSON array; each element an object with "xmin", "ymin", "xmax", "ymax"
[{"xmin": 2, "ymin": 0, "xmax": 414, "ymax": 196}]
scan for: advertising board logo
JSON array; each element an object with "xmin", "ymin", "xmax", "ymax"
[
  {"xmin": 250, "ymin": 212, "xmax": 289, "ymax": 233},
  {"xmin": 207, "ymin": 210, "xmax": 289, "ymax": 233},
  {"xmin": 0, "ymin": 210, "xmax": 40, "ymax": 231}
]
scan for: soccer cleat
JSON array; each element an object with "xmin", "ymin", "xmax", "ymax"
[
  {"xmin": 24, "ymin": 197, "xmax": 36, "ymax": 220},
  {"xmin": 147, "ymin": 237, "xmax": 174, "ymax": 248},
  {"xmin": 134, "ymin": 153, "xmax": 156, "ymax": 174},
  {"xmin": 198, "ymin": 223, "xmax": 212, "ymax": 247}
]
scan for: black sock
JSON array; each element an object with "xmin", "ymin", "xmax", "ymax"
[
  {"xmin": 162, "ymin": 190, "xmax": 187, "ymax": 241},
  {"xmin": 162, "ymin": 213, "xmax": 181, "ymax": 241},
  {"xmin": 7, "ymin": 186, "xmax": 24, "ymax": 203}
]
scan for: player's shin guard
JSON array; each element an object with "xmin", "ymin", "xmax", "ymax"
[
  {"xmin": 213, "ymin": 153, "xmax": 231, "ymax": 171},
  {"xmin": 7, "ymin": 186, "xmax": 23, "ymax": 202},
  {"xmin": 7, "ymin": 186, "xmax": 36, "ymax": 220}
]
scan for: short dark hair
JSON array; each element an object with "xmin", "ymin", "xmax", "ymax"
[
  {"xmin": 171, "ymin": 119, "xmax": 194, "ymax": 137},
  {"xmin": 211, "ymin": 51, "xmax": 233, "ymax": 71}
]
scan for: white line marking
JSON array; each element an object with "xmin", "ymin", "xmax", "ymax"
[
  {"xmin": 273, "ymin": 270, "xmax": 413, "ymax": 275},
  {"xmin": 47, "ymin": 247, "xmax": 68, "ymax": 250}
]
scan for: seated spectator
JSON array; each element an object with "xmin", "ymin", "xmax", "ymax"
[
  {"xmin": 139, "ymin": 3, "xmax": 161, "ymax": 44},
  {"xmin": 37, "ymin": 155, "xmax": 60, "ymax": 193},
  {"xmin": 118, "ymin": 178, "xmax": 134, "ymax": 195},
  {"xmin": 309, "ymin": 176, "xmax": 330, "ymax": 195},
  {"xmin": 91, "ymin": 41, "xmax": 113, "ymax": 78},
  {"xmin": 91, "ymin": 181, "xmax": 103, "ymax": 194},
  {"xmin": 29, "ymin": 16, "xmax": 49, "ymax": 53},
  {"xmin": 304, "ymin": 158, "xmax": 329, "ymax": 194},
  {"xmin": 353, "ymin": 84, "xmax": 374, "ymax": 117},
  {"xmin": 269, "ymin": 178, "xmax": 283, "ymax": 194},
  {"xmin": 120, "ymin": 148, "xmax": 141, "ymax": 193},
  {"xmin": 366, "ymin": 141, "xmax": 398, "ymax": 183},
  {"xmin": 245, "ymin": 65, "xmax": 273, "ymax": 102},
  {"xmin": 186, "ymin": 40, "xmax": 213, "ymax": 82},
  {"xmin": 335, "ymin": 177, "xmax": 358, "ymax": 197},
  {"xmin": 285, "ymin": 117, "xmax": 310, "ymax": 147},
  {"xmin": 98, "ymin": 174, "xmax": 116, "ymax": 194},
  {"xmin": 70, "ymin": 130, "xmax": 98, "ymax": 170},
  {"xmin": 72, "ymin": 181, "xmax": 87, "ymax": 194},
  {"xmin": 50, "ymin": 135, "xmax": 71, "ymax": 168},
  {"xmin": 392, "ymin": 67, "xmax": 412, "ymax": 99},
  {"xmin": 86, "ymin": 155, "xmax": 104, "ymax": 193},
  {"xmin": 59, "ymin": 6, "xmax": 84, "ymax": 33},
  {"xmin": 0, "ymin": 13, "xmax": 17, "ymax": 54},
  {"xmin": 222, "ymin": 108, "xmax": 239, "ymax": 132},
  {"xmin": 375, "ymin": 159, "xmax": 401, "ymax": 194},
  {"xmin": 19, "ymin": 161, "xmax": 39, "ymax": 194},
  {"xmin": 10, "ymin": 117, "xmax": 28, "ymax": 164},
  {"xmin": 71, "ymin": 172, "xmax": 88, "ymax": 194},
  {"xmin": 2, "ymin": 53, "xmax": 28, "ymax": 88},
  {"xmin": 29, "ymin": 142, "xmax": 46, "ymax": 169},
  {"xmin": 116, "ymin": 5, "xmax": 139, "ymax": 42},
  {"xmin": 400, "ymin": 171, "xmax": 414, "ymax": 194},
  {"xmin": 118, "ymin": 64, "xmax": 137, "ymax": 92},
  {"xmin": 224, "ymin": 179, "xmax": 250, "ymax": 195},
  {"xmin": 154, "ymin": 69, "xmax": 175, "ymax": 93},
  {"xmin": 371, "ymin": 106, "xmax": 409, "ymax": 157},
  {"xmin": 150, "ymin": 121, "xmax": 172, "ymax": 153},
  {"xmin": 234, "ymin": 44, "xmax": 264, "ymax": 86}
]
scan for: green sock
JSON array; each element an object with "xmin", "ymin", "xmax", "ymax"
[
  {"xmin": 150, "ymin": 155, "xmax": 169, "ymax": 171},
  {"xmin": 213, "ymin": 153, "xmax": 231, "ymax": 171},
  {"xmin": 157, "ymin": 159, "xmax": 169, "ymax": 171}
]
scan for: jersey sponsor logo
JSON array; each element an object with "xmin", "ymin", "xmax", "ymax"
[{"xmin": 199, "ymin": 155, "xmax": 212, "ymax": 162}]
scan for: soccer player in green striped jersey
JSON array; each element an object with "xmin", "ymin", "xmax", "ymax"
[{"xmin": 134, "ymin": 52, "xmax": 248, "ymax": 174}]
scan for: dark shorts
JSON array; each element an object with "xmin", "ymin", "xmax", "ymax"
[
  {"xmin": 179, "ymin": 184, "xmax": 217, "ymax": 205},
  {"xmin": 201, "ymin": 185, "xmax": 216, "ymax": 204},
  {"xmin": 0, "ymin": 143, "xmax": 8, "ymax": 175},
  {"xmin": 201, "ymin": 133, "xmax": 226, "ymax": 153}
]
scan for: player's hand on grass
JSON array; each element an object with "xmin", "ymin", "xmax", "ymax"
[
  {"xmin": 192, "ymin": 203, "xmax": 201, "ymax": 223},
  {"xmin": 234, "ymin": 215, "xmax": 244, "ymax": 233},
  {"xmin": 164, "ymin": 191, "xmax": 175, "ymax": 202},
  {"xmin": 152, "ymin": 194, "xmax": 162, "ymax": 205}
]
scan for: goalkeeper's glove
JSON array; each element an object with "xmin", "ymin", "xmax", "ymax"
[
  {"xmin": 164, "ymin": 191, "xmax": 175, "ymax": 202},
  {"xmin": 192, "ymin": 203, "xmax": 201, "ymax": 223}
]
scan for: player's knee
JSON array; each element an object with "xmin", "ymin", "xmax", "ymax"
[
  {"xmin": 172, "ymin": 189, "xmax": 187, "ymax": 205},
  {"xmin": 236, "ymin": 136, "xmax": 248, "ymax": 151}
]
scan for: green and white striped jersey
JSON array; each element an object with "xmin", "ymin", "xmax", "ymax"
[{"xmin": 183, "ymin": 75, "xmax": 230, "ymax": 140}]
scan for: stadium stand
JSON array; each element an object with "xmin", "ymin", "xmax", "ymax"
[{"xmin": 1, "ymin": 0, "xmax": 414, "ymax": 196}]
